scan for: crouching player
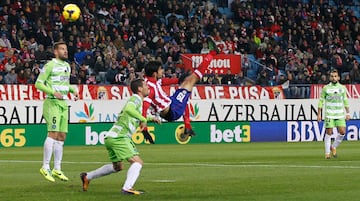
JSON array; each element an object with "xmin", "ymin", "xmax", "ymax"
[{"xmin": 80, "ymin": 78, "xmax": 160, "ymax": 195}]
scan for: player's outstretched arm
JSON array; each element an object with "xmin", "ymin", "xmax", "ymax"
[{"xmin": 124, "ymin": 102, "xmax": 147, "ymax": 123}]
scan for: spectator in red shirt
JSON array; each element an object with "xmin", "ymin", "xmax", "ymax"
[
  {"xmin": 17, "ymin": 69, "xmax": 27, "ymax": 84},
  {"xmin": 86, "ymin": 73, "xmax": 97, "ymax": 85}
]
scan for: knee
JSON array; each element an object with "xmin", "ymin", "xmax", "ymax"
[
  {"xmin": 114, "ymin": 166, "xmax": 122, "ymax": 172},
  {"xmin": 57, "ymin": 132, "xmax": 67, "ymax": 141},
  {"xmin": 128, "ymin": 156, "xmax": 144, "ymax": 166},
  {"xmin": 113, "ymin": 162, "xmax": 123, "ymax": 172},
  {"xmin": 338, "ymin": 130, "xmax": 346, "ymax": 135},
  {"xmin": 136, "ymin": 159, "xmax": 144, "ymax": 166}
]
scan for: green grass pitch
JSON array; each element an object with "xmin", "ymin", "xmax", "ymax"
[{"xmin": 1, "ymin": 141, "xmax": 360, "ymax": 201}]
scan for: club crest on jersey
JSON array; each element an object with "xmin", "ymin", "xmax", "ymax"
[
  {"xmin": 60, "ymin": 76, "xmax": 69, "ymax": 81},
  {"xmin": 327, "ymin": 88, "xmax": 340, "ymax": 94}
]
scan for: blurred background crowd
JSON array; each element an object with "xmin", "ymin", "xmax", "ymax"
[{"xmin": 0, "ymin": 0, "xmax": 359, "ymax": 98}]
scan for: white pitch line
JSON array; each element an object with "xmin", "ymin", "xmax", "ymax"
[
  {"xmin": 0, "ymin": 160, "xmax": 360, "ymax": 169},
  {"xmin": 148, "ymin": 162, "xmax": 360, "ymax": 169},
  {"xmin": 0, "ymin": 160, "xmax": 108, "ymax": 164},
  {"xmin": 151, "ymin": 180, "xmax": 176, "ymax": 183}
]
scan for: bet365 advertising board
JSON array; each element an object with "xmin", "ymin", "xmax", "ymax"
[{"xmin": 2, "ymin": 119, "xmax": 360, "ymax": 147}]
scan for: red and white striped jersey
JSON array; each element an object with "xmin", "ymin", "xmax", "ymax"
[{"xmin": 142, "ymin": 76, "xmax": 178, "ymax": 116}]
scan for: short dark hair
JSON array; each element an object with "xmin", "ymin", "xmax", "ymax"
[
  {"xmin": 145, "ymin": 61, "xmax": 162, "ymax": 77},
  {"xmin": 53, "ymin": 41, "xmax": 66, "ymax": 50},
  {"xmin": 130, "ymin": 78, "xmax": 144, "ymax": 94},
  {"xmin": 331, "ymin": 69, "xmax": 339, "ymax": 75}
]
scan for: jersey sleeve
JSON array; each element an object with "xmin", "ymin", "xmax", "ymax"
[
  {"xmin": 35, "ymin": 64, "xmax": 55, "ymax": 95},
  {"xmin": 142, "ymin": 83, "xmax": 155, "ymax": 117},
  {"xmin": 160, "ymin": 77, "xmax": 179, "ymax": 85},
  {"xmin": 318, "ymin": 85, "xmax": 326, "ymax": 108},
  {"xmin": 124, "ymin": 97, "xmax": 147, "ymax": 122},
  {"xmin": 142, "ymin": 98, "xmax": 151, "ymax": 117},
  {"xmin": 69, "ymin": 85, "xmax": 77, "ymax": 94}
]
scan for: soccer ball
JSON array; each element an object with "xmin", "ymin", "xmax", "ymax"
[{"xmin": 62, "ymin": 4, "xmax": 81, "ymax": 22}]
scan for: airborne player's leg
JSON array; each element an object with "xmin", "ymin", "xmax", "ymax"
[
  {"xmin": 161, "ymin": 51, "xmax": 215, "ymax": 139},
  {"xmin": 183, "ymin": 105, "xmax": 195, "ymax": 136},
  {"xmin": 162, "ymin": 52, "xmax": 214, "ymax": 122}
]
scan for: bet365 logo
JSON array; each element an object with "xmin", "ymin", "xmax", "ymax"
[
  {"xmin": 210, "ymin": 124, "xmax": 250, "ymax": 143},
  {"xmin": 85, "ymin": 126, "xmax": 155, "ymax": 145},
  {"xmin": 0, "ymin": 128, "xmax": 26, "ymax": 147}
]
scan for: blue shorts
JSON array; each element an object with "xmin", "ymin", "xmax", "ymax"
[{"xmin": 163, "ymin": 88, "xmax": 191, "ymax": 121}]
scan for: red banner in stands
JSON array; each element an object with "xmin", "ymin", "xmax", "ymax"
[
  {"xmin": 180, "ymin": 54, "xmax": 241, "ymax": 75},
  {"xmin": 311, "ymin": 84, "xmax": 360, "ymax": 99},
  {"xmin": 0, "ymin": 85, "xmax": 284, "ymax": 100}
]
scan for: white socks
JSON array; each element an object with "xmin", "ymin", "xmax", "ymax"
[
  {"xmin": 325, "ymin": 133, "xmax": 346, "ymax": 154},
  {"xmin": 42, "ymin": 137, "xmax": 64, "ymax": 171},
  {"xmin": 123, "ymin": 162, "xmax": 142, "ymax": 190},
  {"xmin": 86, "ymin": 162, "xmax": 143, "ymax": 190},
  {"xmin": 194, "ymin": 70, "xmax": 203, "ymax": 79},
  {"xmin": 87, "ymin": 164, "xmax": 116, "ymax": 180},
  {"xmin": 324, "ymin": 134, "xmax": 331, "ymax": 154},
  {"xmin": 332, "ymin": 134, "xmax": 345, "ymax": 148},
  {"xmin": 53, "ymin": 140, "xmax": 64, "ymax": 171},
  {"xmin": 42, "ymin": 137, "xmax": 55, "ymax": 170}
]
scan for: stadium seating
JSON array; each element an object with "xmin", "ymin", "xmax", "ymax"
[
  {"xmin": 354, "ymin": 55, "xmax": 360, "ymax": 63},
  {"xmin": 245, "ymin": 54, "xmax": 261, "ymax": 81}
]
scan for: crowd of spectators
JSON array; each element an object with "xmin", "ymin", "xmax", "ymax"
[{"xmin": 0, "ymin": 0, "xmax": 359, "ymax": 98}]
